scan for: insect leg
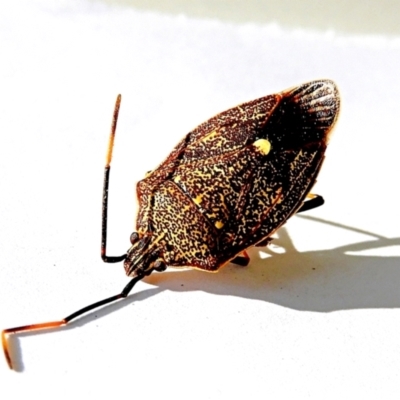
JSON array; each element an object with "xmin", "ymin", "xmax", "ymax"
[
  {"xmin": 248, "ymin": 194, "xmax": 323, "ymax": 251},
  {"xmin": 101, "ymin": 94, "xmax": 127, "ymax": 263},
  {"xmin": 296, "ymin": 194, "xmax": 324, "ymax": 213},
  {"xmin": 2, "ymin": 275, "xmax": 144, "ymax": 370},
  {"xmin": 254, "ymin": 195, "xmax": 323, "ymax": 249},
  {"xmin": 230, "ymin": 250, "xmax": 250, "ymax": 266}
]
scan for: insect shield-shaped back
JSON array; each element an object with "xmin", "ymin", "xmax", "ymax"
[{"xmin": 125, "ymin": 80, "xmax": 340, "ymax": 277}]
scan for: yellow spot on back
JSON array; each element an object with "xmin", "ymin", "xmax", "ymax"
[
  {"xmin": 194, "ymin": 194, "xmax": 203, "ymax": 205},
  {"xmin": 215, "ymin": 221, "xmax": 224, "ymax": 229},
  {"xmin": 253, "ymin": 139, "xmax": 271, "ymax": 155}
]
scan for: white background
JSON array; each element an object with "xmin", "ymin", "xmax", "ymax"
[{"xmin": 1, "ymin": 1, "xmax": 400, "ymax": 398}]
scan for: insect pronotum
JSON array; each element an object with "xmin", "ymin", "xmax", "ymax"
[{"xmin": 2, "ymin": 80, "xmax": 340, "ymax": 369}]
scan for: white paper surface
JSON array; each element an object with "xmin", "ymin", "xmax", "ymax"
[{"xmin": 1, "ymin": 1, "xmax": 400, "ymax": 398}]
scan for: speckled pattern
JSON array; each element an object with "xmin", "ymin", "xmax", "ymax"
[{"xmin": 124, "ymin": 80, "xmax": 340, "ymax": 276}]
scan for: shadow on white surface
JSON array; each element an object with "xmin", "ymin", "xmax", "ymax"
[
  {"xmin": 147, "ymin": 219, "xmax": 400, "ymax": 312},
  {"xmin": 8, "ymin": 215, "xmax": 399, "ymax": 372}
]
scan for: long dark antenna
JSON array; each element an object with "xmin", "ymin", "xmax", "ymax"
[
  {"xmin": 101, "ymin": 94, "xmax": 127, "ymax": 263},
  {"xmin": 2, "ymin": 275, "xmax": 143, "ymax": 370},
  {"xmin": 2, "ymin": 95, "xmax": 143, "ymax": 370}
]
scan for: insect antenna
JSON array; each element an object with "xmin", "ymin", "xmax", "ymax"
[
  {"xmin": 101, "ymin": 94, "xmax": 128, "ymax": 263},
  {"xmin": 2, "ymin": 274, "xmax": 143, "ymax": 370},
  {"xmin": 2, "ymin": 95, "xmax": 144, "ymax": 370}
]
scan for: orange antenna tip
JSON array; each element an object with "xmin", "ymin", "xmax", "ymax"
[
  {"xmin": 2, "ymin": 330, "xmax": 13, "ymax": 370},
  {"xmin": 105, "ymin": 94, "xmax": 122, "ymax": 167}
]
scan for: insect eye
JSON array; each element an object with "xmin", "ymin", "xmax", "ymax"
[
  {"xmin": 165, "ymin": 243, "xmax": 173, "ymax": 251},
  {"xmin": 130, "ymin": 232, "xmax": 139, "ymax": 244},
  {"xmin": 154, "ymin": 260, "xmax": 167, "ymax": 272}
]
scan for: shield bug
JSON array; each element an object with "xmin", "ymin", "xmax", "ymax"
[{"xmin": 2, "ymin": 79, "xmax": 340, "ymax": 369}]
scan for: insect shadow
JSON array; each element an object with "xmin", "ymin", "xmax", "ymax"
[
  {"xmin": 9, "ymin": 216, "xmax": 400, "ymax": 372},
  {"xmin": 147, "ymin": 216, "xmax": 400, "ymax": 312}
]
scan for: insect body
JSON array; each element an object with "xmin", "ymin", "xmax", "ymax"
[
  {"xmin": 125, "ymin": 79, "xmax": 339, "ymax": 276},
  {"xmin": 2, "ymin": 80, "xmax": 339, "ymax": 369}
]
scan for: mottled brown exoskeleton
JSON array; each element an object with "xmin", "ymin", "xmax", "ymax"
[{"xmin": 2, "ymin": 80, "xmax": 340, "ymax": 370}]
